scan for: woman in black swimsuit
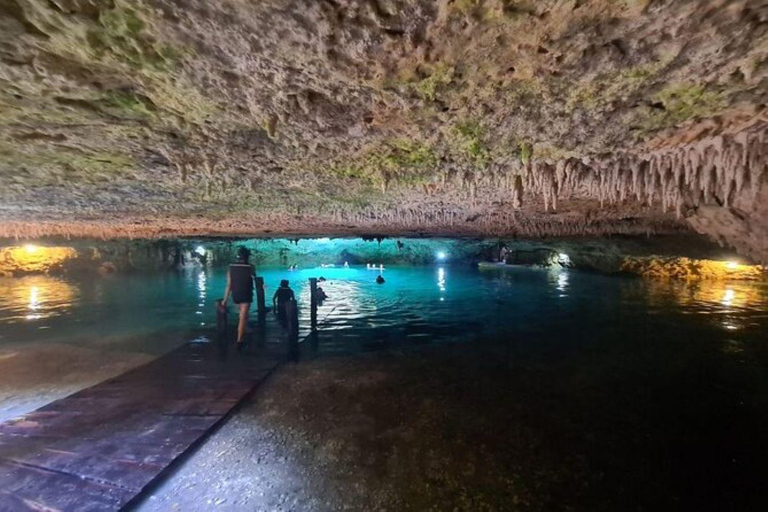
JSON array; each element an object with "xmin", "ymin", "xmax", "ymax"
[{"xmin": 222, "ymin": 246, "xmax": 256, "ymax": 346}]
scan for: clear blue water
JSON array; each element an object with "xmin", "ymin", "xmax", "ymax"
[{"xmin": 1, "ymin": 265, "xmax": 767, "ymax": 351}]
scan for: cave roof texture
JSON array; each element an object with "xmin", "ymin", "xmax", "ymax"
[{"xmin": 0, "ymin": 0, "xmax": 767, "ymax": 260}]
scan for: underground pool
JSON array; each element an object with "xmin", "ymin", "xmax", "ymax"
[{"xmin": 1, "ymin": 238, "xmax": 767, "ymax": 510}]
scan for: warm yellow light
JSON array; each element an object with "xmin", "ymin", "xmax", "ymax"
[
  {"xmin": 726, "ymin": 261, "xmax": 738, "ymax": 269},
  {"xmin": 3, "ymin": 245, "xmax": 77, "ymax": 274},
  {"xmin": 0, "ymin": 276, "xmax": 78, "ymax": 321},
  {"xmin": 29, "ymin": 286, "xmax": 39, "ymax": 311},
  {"xmin": 640, "ymin": 280, "xmax": 759, "ymax": 309},
  {"xmin": 721, "ymin": 288, "xmax": 735, "ymax": 307}
]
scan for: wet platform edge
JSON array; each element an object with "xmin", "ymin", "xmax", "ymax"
[{"xmin": 0, "ymin": 328, "xmax": 283, "ymax": 511}]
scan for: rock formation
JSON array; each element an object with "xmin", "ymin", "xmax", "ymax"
[{"xmin": 0, "ymin": 0, "xmax": 766, "ymax": 259}]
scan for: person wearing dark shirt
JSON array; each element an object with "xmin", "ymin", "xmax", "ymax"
[
  {"xmin": 222, "ymin": 246, "xmax": 256, "ymax": 346},
  {"xmin": 376, "ymin": 275, "xmax": 385, "ymax": 284},
  {"xmin": 273, "ymin": 279, "xmax": 295, "ymax": 322}
]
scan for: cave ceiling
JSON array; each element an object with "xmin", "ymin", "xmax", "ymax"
[{"xmin": 0, "ymin": 0, "xmax": 767, "ymax": 259}]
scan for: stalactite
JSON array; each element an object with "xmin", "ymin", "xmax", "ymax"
[{"xmin": 511, "ymin": 125, "xmax": 766, "ymax": 218}]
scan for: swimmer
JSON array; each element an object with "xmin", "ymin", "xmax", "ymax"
[{"xmin": 376, "ymin": 275, "xmax": 385, "ymax": 284}]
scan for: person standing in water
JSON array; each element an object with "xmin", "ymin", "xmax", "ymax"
[
  {"xmin": 273, "ymin": 279, "xmax": 296, "ymax": 325},
  {"xmin": 315, "ymin": 286, "xmax": 328, "ymax": 303},
  {"xmin": 499, "ymin": 245, "xmax": 509, "ymax": 263},
  {"xmin": 222, "ymin": 246, "xmax": 256, "ymax": 347}
]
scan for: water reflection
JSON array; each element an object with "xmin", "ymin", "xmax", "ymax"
[
  {"xmin": 196, "ymin": 271, "xmax": 206, "ymax": 313},
  {"xmin": 303, "ymin": 275, "xmax": 370, "ymax": 330},
  {"xmin": 721, "ymin": 288, "xmax": 735, "ymax": 307},
  {"xmin": 27, "ymin": 286, "xmax": 41, "ymax": 320},
  {"xmin": 0, "ymin": 276, "xmax": 79, "ymax": 323},
  {"xmin": 195, "ymin": 271, "xmax": 207, "ymax": 325},
  {"xmin": 546, "ymin": 269, "xmax": 569, "ymax": 297},
  {"xmin": 625, "ymin": 278, "xmax": 768, "ymax": 335},
  {"xmin": 635, "ymin": 279, "xmax": 765, "ymax": 311},
  {"xmin": 437, "ymin": 267, "xmax": 446, "ymax": 301},
  {"xmin": 1, "ymin": 266, "xmax": 766, "ymax": 354},
  {"xmin": 437, "ymin": 267, "xmax": 446, "ymax": 291}
]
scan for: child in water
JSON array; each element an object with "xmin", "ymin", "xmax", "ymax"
[{"xmin": 273, "ymin": 279, "xmax": 295, "ymax": 325}]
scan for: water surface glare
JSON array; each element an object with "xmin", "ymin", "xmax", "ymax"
[{"xmin": 1, "ymin": 265, "xmax": 767, "ymax": 348}]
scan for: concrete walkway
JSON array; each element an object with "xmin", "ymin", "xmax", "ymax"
[{"xmin": 0, "ymin": 316, "xmax": 286, "ymax": 511}]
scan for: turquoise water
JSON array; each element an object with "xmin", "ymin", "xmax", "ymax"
[{"xmin": 1, "ymin": 265, "xmax": 767, "ymax": 351}]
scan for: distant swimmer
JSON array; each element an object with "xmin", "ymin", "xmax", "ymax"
[
  {"xmin": 343, "ymin": 261, "xmax": 349, "ymax": 268},
  {"xmin": 499, "ymin": 245, "xmax": 509, "ymax": 263},
  {"xmin": 379, "ymin": 264, "xmax": 385, "ymax": 271},
  {"xmin": 376, "ymin": 275, "xmax": 385, "ymax": 284},
  {"xmin": 222, "ymin": 246, "xmax": 256, "ymax": 347}
]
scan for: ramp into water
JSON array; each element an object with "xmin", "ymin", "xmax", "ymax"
[{"xmin": 0, "ymin": 331, "xmax": 282, "ymax": 511}]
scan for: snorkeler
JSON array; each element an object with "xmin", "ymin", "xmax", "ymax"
[
  {"xmin": 376, "ymin": 275, "xmax": 385, "ymax": 284},
  {"xmin": 273, "ymin": 279, "xmax": 296, "ymax": 323},
  {"xmin": 222, "ymin": 246, "xmax": 256, "ymax": 347}
]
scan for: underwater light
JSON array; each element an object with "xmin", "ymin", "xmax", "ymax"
[
  {"xmin": 726, "ymin": 261, "xmax": 738, "ymax": 269},
  {"xmin": 436, "ymin": 251, "xmax": 447, "ymax": 261},
  {"xmin": 25, "ymin": 244, "xmax": 37, "ymax": 254},
  {"xmin": 195, "ymin": 246, "xmax": 206, "ymax": 256}
]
